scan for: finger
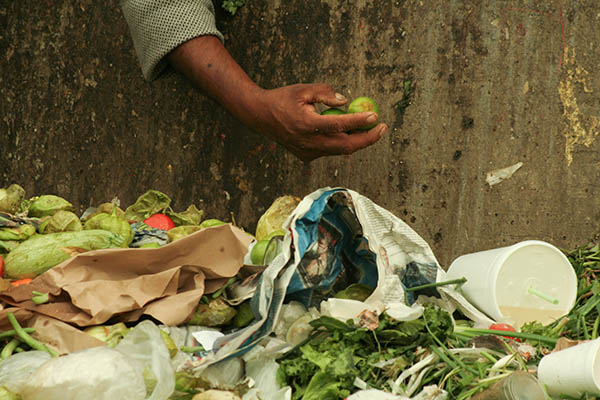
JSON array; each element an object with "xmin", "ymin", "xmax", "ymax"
[
  {"xmin": 317, "ymin": 123, "xmax": 388, "ymax": 156},
  {"xmin": 309, "ymin": 112, "xmax": 380, "ymax": 134},
  {"xmin": 300, "ymin": 84, "xmax": 348, "ymax": 107}
]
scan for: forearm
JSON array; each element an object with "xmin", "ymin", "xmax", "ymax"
[{"xmin": 167, "ymin": 36, "xmax": 264, "ymax": 127}]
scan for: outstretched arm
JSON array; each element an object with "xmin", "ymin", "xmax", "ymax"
[
  {"xmin": 167, "ymin": 36, "xmax": 387, "ymax": 161},
  {"xmin": 120, "ymin": 0, "xmax": 387, "ymax": 161}
]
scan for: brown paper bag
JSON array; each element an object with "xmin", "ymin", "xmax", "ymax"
[{"xmin": 1, "ymin": 224, "xmax": 253, "ymax": 327}]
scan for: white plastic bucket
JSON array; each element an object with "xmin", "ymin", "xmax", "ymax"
[
  {"xmin": 538, "ymin": 338, "xmax": 600, "ymax": 397},
  {"xmin": 446, "ymin": 240, "xmax": 577, "ymax": 329}
]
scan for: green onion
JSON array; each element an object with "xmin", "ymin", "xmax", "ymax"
[
  {"xmin": 479, "ymin": 350, "xmax": 498, "ymax": 363},
  {"xmin": 453, "ymin": 326, "xmax": 558, "ymax": 345},
  {"xmin": 593, "ymin": 316, "xmax": 600, "ymax": 339}
]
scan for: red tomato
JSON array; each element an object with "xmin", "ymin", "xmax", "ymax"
[
  {"xmin": 489, "ymin": 323, "xmax": 516, "ymax": 332},
  {"xmin": 0, "ymin": 255, "xmax": 4, "ymax": 277},
  {"xmin": 144, "ymin": 214, "xmax": 175, "ymax": 231},
  {"xmin": 489, "ymin": 323, "xmax": 521, "ymax": 342}
]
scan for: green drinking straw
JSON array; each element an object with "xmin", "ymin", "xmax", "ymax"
[{"xmin": 528, "ymin": 287, "xmax": 559, "ymax": 305}]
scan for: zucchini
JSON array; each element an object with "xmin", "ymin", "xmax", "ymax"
[{"xmin": 5, "ymin": 230, "xmax": 125, "ymax": 279}]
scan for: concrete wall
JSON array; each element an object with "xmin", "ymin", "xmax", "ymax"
[{"xmin": 2, "ymin": 0, "xmax": 599, "ymax": 267}]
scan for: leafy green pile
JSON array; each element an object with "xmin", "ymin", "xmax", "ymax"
[
  {"xmin": 275, "ymin": 244, "xmax": 600, "ymax": 399},
  {"xmin": 277, "ymin": 304, "xmax": 453, "ymax": 399},
  {"xmin": 554, "ymin": 243, "xmax": 600, "ymax": 341}
]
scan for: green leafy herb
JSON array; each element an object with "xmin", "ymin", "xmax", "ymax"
[{"xmin": 222, "ymin": 0, "xmax": 246, "ymax": 15}]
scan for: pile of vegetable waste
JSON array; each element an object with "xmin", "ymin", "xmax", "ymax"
[
  {"xmin": 0, "ymin": 185, "xmax": 232, "ymax": 280},
  {"xmin": 1, "ymin": 184, "xmax": 600, "ymax": 399}
]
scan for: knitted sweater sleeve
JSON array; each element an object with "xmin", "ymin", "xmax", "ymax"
[{"xmin": 120, "ymin": 0, "xmax": 224, "ymax": 81}]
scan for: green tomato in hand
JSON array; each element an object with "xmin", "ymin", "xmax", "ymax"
[
  {"xmin": 321, "ymin": 107, "xmax": 346, "ymax": 116},
  {"xmin": 347, "ymin": 97, "xmax": 380, "ymax": 130}
]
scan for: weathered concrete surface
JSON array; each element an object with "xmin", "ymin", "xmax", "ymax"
[{"xmin": 1, "ymin": 0, "xmax": 599, "ymax": 267}]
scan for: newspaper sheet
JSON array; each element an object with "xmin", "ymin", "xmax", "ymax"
[{"xmin": 193, "ymin": 188, "xmax": 492, "ymax": 370}]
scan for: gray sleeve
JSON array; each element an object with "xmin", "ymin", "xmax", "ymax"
[{"xmin": 120, "ymin": 0, "xmax": 224, "ymax": 81}]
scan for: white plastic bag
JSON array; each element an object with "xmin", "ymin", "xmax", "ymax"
[
  {"xmin": 20, "ymin": 346, "xmax": 146, "ymax": 400},
  {"xmin": 13, "ymin": 320, "xmax": 174, "ymax": 400},
  {"xmin": 242, "ymin": 340, "xmax": 291, "ymax": 400},
  {"xmin": 0, "ymin": 351, "xmax": 51, "ymax": 394},
  {"xmin": 115, "ymin": 320, "xmax": 175, "ymax": 400}
]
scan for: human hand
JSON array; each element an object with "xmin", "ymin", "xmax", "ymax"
[
  {"xmin": 245, "ymin": 83, "xmax": 388, "ymax": 162},
  {"xmin": 166, "ymin": 37, "xmax": 386, "ymax": 161}
]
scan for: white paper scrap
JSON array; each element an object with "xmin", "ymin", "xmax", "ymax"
[{"xmin": 486, "ymin": 162, "xmax": 523, "ymax": 186}]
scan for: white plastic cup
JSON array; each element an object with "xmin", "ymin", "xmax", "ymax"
[
  {"xmin": 537, "ymin": 338, "xmax": 600, "ymax": 397},
  {"xmin": 446, "ymin": 240, "xmax": 577, "ymax": 329}
]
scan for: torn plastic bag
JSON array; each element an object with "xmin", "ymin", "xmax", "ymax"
[
  {"xmin": 192, "ymin": 188, "xmax": 491, "ymax": 370},
  {"xmin": 5, "ymin": 320, "xmax": 174, "ymax": 400},
  {"xmin": 20, "ymin": 346, "xmax": 147, "ymax": 400},
  {"xmin": 241, "ymin": 339, "xmax": 292, "ymax": 400},
  {"xmin": 113, "ymin": 320, "xmax": 175, "ymax": 400}
]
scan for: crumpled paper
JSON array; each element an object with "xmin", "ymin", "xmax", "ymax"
[{"xmin": 0, "ymin": 225, "xmax": 253, "ymax": 328}]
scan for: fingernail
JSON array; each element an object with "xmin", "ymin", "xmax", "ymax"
[
  {"xmin": 378, "ymin": 125, "xmax": 388, "ymax": 137},
  {"xmin": 335, "ymin": 93, "xmax": 346, "ymax": 101},
  {"xmin": 366, "ymin": 113, "xmax": 378, "ymax": 123}
]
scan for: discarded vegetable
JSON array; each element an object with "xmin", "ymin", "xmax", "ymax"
[
  {"xmin": 321, "ymin": 108, "xmax": 346, "ymax": 116},
  {"xmin": 84, "ymin": 205, "xmax": 134, "ymax": 246},
  {"xmin": 188, "ymin": 298, "xmax": 237, "ymax": 327},
  {"xmin": 347, "ymin": 97, "xmax": 380, "ymax": 130},
  {"xmin": 255, "ymin": 195, "xmax": 299, "ymax": 241},
  {"xmin": 27, "ymin": 195, "xmax": 73, "ymax": 218},
  {"xmin": 0, "ymin": 184, "xmax": 25, "ymax": 214},
  {"xmin": 144, "ymin": 213, "xmax": 175, "ymax": 231},
  {"xmin": 4, "ymin": 230, "xmax": 125, "ymax": 278},
  {"xmin": 7, "ymin": 312, "xmax": 57, "ymax": 357},
  {"xmin": 83, "ymin": 323, "xmax": 130, "ymax": 348},
  {"xmin": 199, "ymin": 219, "xmax": 227, "ymax": 229},
  {"xmin": 31, "ymin": 291, "xmax": 49, "ymax": 305},
  {"xmin": 39, "ymin": 210, "xmax": 82, "ymax": 234}
]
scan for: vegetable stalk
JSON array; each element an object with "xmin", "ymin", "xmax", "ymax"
[
  {"xmin": 7, "ymin": 312, "xmax": 58, "ymax": 357},
  {"xmin": 0, "ymin": 338, "xmax": 20, "ymax": 359},
  {"xmin": 453, "ymin": 326, "xmax": 558, "ymax": 345}
]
